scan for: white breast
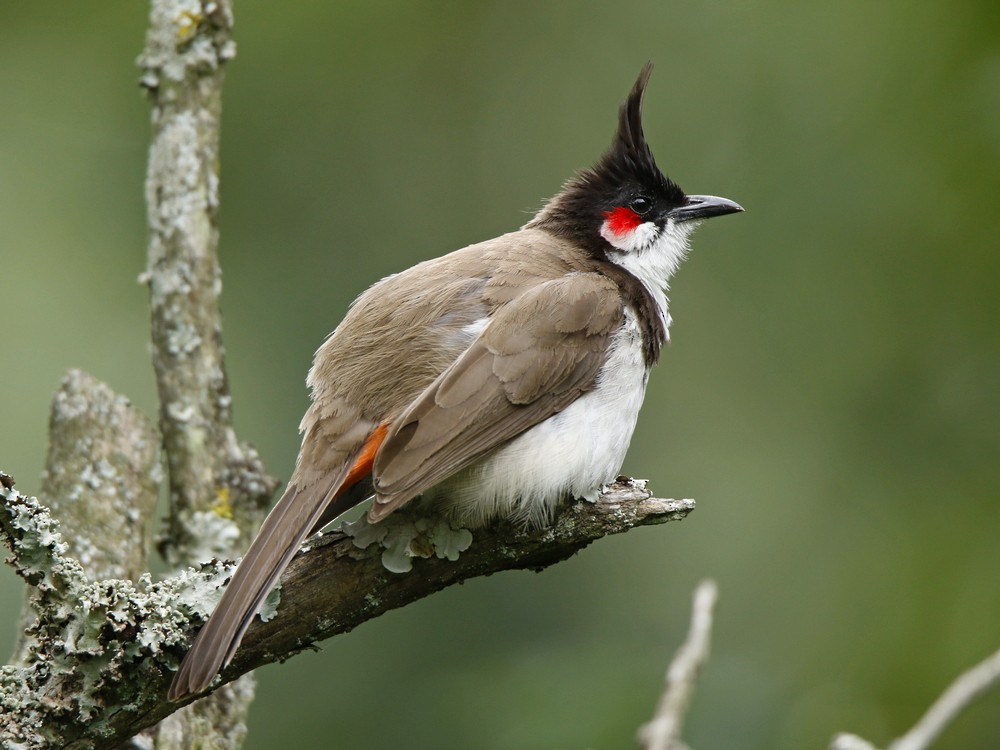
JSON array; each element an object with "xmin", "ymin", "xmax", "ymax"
[{"xmin": 427, "ymin": 310, "xmax": 651, "ymax": 527}]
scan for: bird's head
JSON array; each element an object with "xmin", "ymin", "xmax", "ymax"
[{"xmin": 530, "ymin": 63, "xmax": 742, "ymax": 286}]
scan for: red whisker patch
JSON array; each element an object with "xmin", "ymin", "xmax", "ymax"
[{"xmin": 602, "ymin": 206, "xmax": 642, "ymax": 236}]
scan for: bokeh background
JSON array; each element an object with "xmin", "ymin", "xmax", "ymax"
[{"xmin": 2, "ymin": 2, "xmax": 1000, "ymax": 748}]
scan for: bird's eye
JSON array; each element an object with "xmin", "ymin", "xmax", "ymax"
[{"xmin": 629, "ymin": 196, "xmax": 652, "ymax": 215}]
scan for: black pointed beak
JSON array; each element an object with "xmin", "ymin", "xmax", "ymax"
[{"xmin": 667, "ymin": 194, "xmax": 744, "ymax": 223}]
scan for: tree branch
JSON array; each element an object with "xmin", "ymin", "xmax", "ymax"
[
  {"xmin": 638, "ymin": 579, "xmax": 719, "ymax": 750},
  {"xmin": 830, "ymin": 734, "xmax": 879, "ymax": 750},
  {"xmin": 0, "ymin": 473, "xmax": 690, "ymax": 749},
  {"xmin": 10, "ymin": 371, "xmax": 161, "ymax": 666},
  {"xmin": 138, "ymin": 0, "xmax": 276, "ymax": 568},
  {"xmin": 831, "ymin": 645, "xmax": 1000, "ymax": 750},
  {"xmin": 40, "ymin": 370, "xmax": 161, "ymax": 583},
  {"xmin": 889, "ymin": 647, "xmax": 1000, "ymax": 750},
  {"xmin": 137, "ymin": 0, "xmax": 278, "ymax": 744}
]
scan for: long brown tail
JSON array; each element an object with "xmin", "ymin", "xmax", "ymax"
[
  {"xmin": 167, "ymin": 479, "xmax": 339, "ymax": 700},
  {"xmin": 168, "ymin": 426, "xmax": 388, "ymax": 701}
]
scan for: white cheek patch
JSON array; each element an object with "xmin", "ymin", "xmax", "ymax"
[{"xmin": 600, "ymin": 219, "xmax": 658, "ymax": 253}]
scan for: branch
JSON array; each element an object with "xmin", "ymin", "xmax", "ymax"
[
  {"xmin": 0, "ymin": 474, "xmax": 690, "ymax": 749},
  {"xmin": 831, "ymin": 646, "xmax": 1000, "ymax": 750},
  {"xmin": 234, "ymin": 480, "xmax": 692, "ymax": 678},
  {"xmin": 638, "ymin": 579, "xmax": 719, "ymax": 750},
  {"xmin": 39, "ymin": 370, "xmax": 161, "ymax": 581},
  {"xmin": 138, "ymin": 0, "xmax": 277, "ymax": 567},
  {"xmin": 830, "ymin": 735, "xmax": 879, "ymax": 750},
  {"xmin": 137, "ymin": 0, "xmax": 278, "ymax": 744},
  {"xmin": 10, "ymin": 371, "xmax": 160, "ymax": 664},
  {"xmin": 890, "ymin": 647, "xmax": 1000, "ymax": 750}
]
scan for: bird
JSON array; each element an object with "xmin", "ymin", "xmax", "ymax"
[{"xmin": 168, "ymin": 62, "xmax": 742, "ymax": 701}]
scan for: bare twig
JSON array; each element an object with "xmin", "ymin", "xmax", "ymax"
[
  {"xmin": 888, "ymin": 646, "xmax": 1000, "ymax": 749},
  {"xmin": 638, "ymin": 579, "xmax": 719, "ymax": 750},
  {"xmin": 830, "ymin": 646, "xmax": 1000, "ymax": 750},
  {"xmin": 829, "ymin": 733, "xmax": 879, "ymax": 750}
]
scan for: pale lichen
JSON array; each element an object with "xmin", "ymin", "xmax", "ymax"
[
  {"xmin": 258, "ymin": 585, "xmax": 281, "ymax": 623},
  {"xmin": 175, "ymin": 509, "xmax": 241, "ymax": 564},
  {"xmin": 138, "ymin": 0, "xmax": 234, "ymax": 87},
  {"xmin": 341, "ymin": 512, "xmax": 473, "ymax": 574},
  {"xmin": 0, "ymin": 476, "xmax": 241, "ymax": 747},
  {"xmin": 31, "ymin": 370, "xmax": 161, "ymax": 585}
]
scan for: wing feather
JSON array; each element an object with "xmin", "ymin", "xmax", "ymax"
[{"xmin": 370, "ymin": 273, "xmax": 623, "ymax": 520}]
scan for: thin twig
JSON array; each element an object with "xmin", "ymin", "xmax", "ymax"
[
  {"xmin": 830, "ymin": 646, "xmax": 1000, "ymax": 750},
  {"xmin": 829, "ymin": 733, "xmax": 879, "ymax": 750},
  {"xmin": 638, "ymin": 579, "xmax": 719, "ymax": 750},
  {"xmin": 887, "ymin": 646, "xmax": 1000, "ymax": 750}
]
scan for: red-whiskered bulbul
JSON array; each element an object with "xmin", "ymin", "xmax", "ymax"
[{"xmin": 168, "ymin": 63, "xmax": 742, "ymax": 700}]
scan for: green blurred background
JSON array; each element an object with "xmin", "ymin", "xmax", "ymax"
[{"xmin": 2, "ymin": 2, "xmax": 1000, "ymax": 748}]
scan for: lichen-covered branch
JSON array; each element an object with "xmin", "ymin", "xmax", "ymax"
[
  {"xmin": 40, "ymin": 371, "xmax": 160, "ymax": 581},
  {"xmin": 231, "ymin": 480, "xmax": 693, "ymax": 682},
  {"xmin": 11, "ymin": 370, "xmax": 161, "ymax": 665},
  {"xmin": 0, "ymin": 473, "xmax": 230, "ymax": 749},
  {"xmin": 138, "ymin": 0, "xmax": 276, "ymax": 567},
  {"xmin": 0, "ymin": 474, "xmax": 690, "ymax": 749},
  {"xmin": 137, "ymin": 0, "xmax": 278, "ymax": 744}
]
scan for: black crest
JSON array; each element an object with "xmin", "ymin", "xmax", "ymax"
[
  {"xmin": 528, "ymin": 63, "xmax": 686, "ymax": 249},
  {"xmin": 589, "ymin": 62, "xmax": 681, "ymax": 200},
  {"xmin": 527, "ymin": 63, "xmax": 678, "ymax": 364}
]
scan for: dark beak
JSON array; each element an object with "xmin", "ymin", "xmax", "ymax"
[{"xmin": 667, "ymin": 194, "xmax": 744, "ymax": 223}]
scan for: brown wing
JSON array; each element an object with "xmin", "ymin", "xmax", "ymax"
[{"xmin": 369, "ymin": 272, "xmax": 623, "ymax": 520}]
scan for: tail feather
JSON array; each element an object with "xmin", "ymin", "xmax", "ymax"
[
  {"xmin": 168, "ymin": 423, "xmax": 391, "ymax": 702},
  {"xmin": 309, "ymin": 477, "xmax": 374, "ymax": 537},
  {"xmin": 168, "ymin": 477, "xmax": 343, "ymax": 701}
]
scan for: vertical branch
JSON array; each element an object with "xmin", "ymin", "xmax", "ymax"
[
  {"xmin": 137, "ymin": 0, "xmax": 277, "ymax": 745},
  {"xmin": 138, "ymin": 0, "xmax": 276, "ymax": 567}
]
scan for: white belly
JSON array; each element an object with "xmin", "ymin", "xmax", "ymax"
[{"xmin": 426, "ymin": 313, "xmax": 651, "ymax": 527}]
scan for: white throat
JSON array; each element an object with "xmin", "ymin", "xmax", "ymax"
[{"xmin": 601, "ymin": 218, "xmax": 700, "ymax": 337}]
